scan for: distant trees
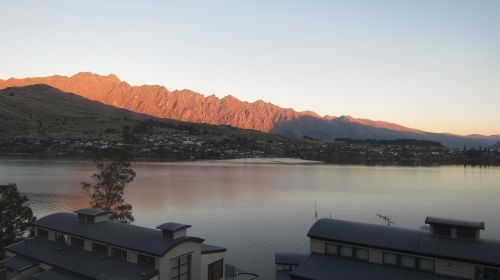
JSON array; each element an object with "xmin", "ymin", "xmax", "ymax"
[
  {"xmin": 81, "ymin": 147, "xmax": 136, "ymax": 223},
  {"xmin": 0, "ymin": 184, "xmax": 36, "ymax": 254}
]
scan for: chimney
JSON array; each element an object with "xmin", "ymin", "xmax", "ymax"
[
  {"xmin": 74, "ymin": 208, "xmax": 111, "ymax": 223},
  {"xmin": 425, "ymin": 216, "xmax": 485, "ymax": 240},
  {"xmin": 156, "ymin": 222, "xmax": 191, "ymax": 239}
]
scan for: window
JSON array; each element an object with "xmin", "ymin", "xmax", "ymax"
[
  {"xmin": 418, "ymin": 258, "xmax": 435, "ymax": 272},
  {"xmin": 78, "ymin": 214, "xmax": 85, "ymax": 222},
  {"xmin": 325, "ymin": 243, "xmax": 338, "ymax": 255},
  {"xmin": 208, "ymin": 259, "xmax": 223, "ymax": 280},
  {"xmin": 433, "ymin": 225, "xmax": 452, "ymax": 236},
  {"xmin": 355, "ymin": 248, "xmax": 369, "ymax": 261},
  {"xmin": 339, "ymin": 246, "xmax": 353, "ymax": 257},
  {"xmin": 171, "ymin": 254, "xmax": 191, "ymax": 280},
  {"xmin": 55, "ymin": 233, "xmax": 66, "ymax": 242},
  {"xmin": 111, "ymin": 247, "xmax": 128, "ymax": 260},
  {"xmin": 476, "ymin": 267, "xmax": 499, "ymax": 280},
  {"xmin": 457, "ymin": 227, "xmax": 476, "ymax": 239},
  {"xmin": 38, "ymin": 228, "xmax": 48, "ymax": 238},
  {"xmin": 401, "ymin": 255, "xmax": 416, "ymax": 269},
  {"xmin": 138, "ymin": 254, "xmax": 156, "ymax": 267},
  {"xmin": 92, "ymin": 242, "xmax": 107, "ymax": 255},
  {"xmin": 70, "ymin": 237, "xmax": 84, "ymax": 248},
  {"xmin": 383, "ymin": 253, "xmax": 398, "ymax": 265}
]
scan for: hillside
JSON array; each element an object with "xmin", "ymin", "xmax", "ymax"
[
  {"xmin": 490, "ymin": 142, "xmax": 500, "ymax": 150},
  {"xmin": 0, "ymin": 72, "xmax": 497, "ymax": 148},
  {"xmin": 0, "ymin": 85, "xmax": 283, "ymax": 141}
]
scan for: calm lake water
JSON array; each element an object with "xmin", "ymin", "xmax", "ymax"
[{"xmin": 1, "ymin": 157, "xmax": 500, "ymax": 279}]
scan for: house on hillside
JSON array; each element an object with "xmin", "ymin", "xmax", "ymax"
[
  {"xmin": 276, "ymin": 216, "xmax": 500, "ymax": 280},
  {"xmin": 1, "ymin": 208, "xmax": 226, "ymax": 280}
]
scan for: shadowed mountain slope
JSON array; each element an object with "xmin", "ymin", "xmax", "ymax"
[{"xmin": 0, "ymin": 85, "xmax": 282, "ymax": 141}]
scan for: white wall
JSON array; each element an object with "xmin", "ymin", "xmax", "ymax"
[
  {"xmin": 310, "ymin": 239, "xmax": 324, "ymax": 254},
  {"xmin": 159, "ymin": 241, "xmax": 202, "ymax": 280},
  {"xmin": 369, "ymin": 249, "xmax": 382, "ymax": 264},
  {"xmin": 435, "ymin": 259, "xmax": 475, "ymax": 279}
]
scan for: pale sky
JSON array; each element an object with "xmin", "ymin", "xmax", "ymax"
[{"xmin": 1, "ymin": 0, "xmax": 499, "ymax": 135}]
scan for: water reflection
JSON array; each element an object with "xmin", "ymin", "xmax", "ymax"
[{"xmin": 1, "ymin": 158, "xmax": 500, "ymax": 279}]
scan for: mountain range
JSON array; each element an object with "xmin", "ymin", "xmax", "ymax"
[
  {"xmin": 0, "ymin": 84, "xmax": 277, "ymax": 141},
  {"xmin": 0, "ymin": 72, "xmax": 497, "ymax": 148}
]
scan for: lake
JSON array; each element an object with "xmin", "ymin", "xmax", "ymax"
[{"xmin": 1, "ymin": 157, "xmax": 500, "ymax": 279}]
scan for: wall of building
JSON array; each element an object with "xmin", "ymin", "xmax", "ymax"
[
  {"xmin": 159, "ymin": 241, "xmax": 202, "ymax": 280},
  {"xmin": 8, "ymin": 265, "xmax": 39, "ymax": 280},
  {"xmin": 369, "ymin": 249, "xmax": 382, "ymax": 264},
  {"xmin": 310, "ymin": 239, "xmax": 324, "ymax": 254},
  {"xmin": 200, "ymin": 252, "xmax": 224, "ymax": 280},
  {"xmin": 435, "ymin": 259, "xmax": 475, "ymax": 280}
]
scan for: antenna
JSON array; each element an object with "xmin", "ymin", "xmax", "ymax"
[{"xmin": 314, "ymin": 201, "xmax": 318, "ymax": 220}]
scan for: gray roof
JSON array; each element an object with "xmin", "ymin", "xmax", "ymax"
[
  {"xmin": 33, "ymin": 213, "xmax": 204, "ymax": 256},
  {"xmin": 6, "ymin": 237, "xmax": 157, "ymax": 280},
  {"xmin": 34, "ymin": 268, "xmax": 90, "ymax": 280},
  {"xmin": 74, "ymin": 208, "xmax": 111, "ymax": 217},
  {"xmin": 156, "ymin": 222, "xmax": 191, "ymax": 232},
  {"xmin": 425, "ymin": 216, "xmax": 485, "ymax": 229},
  {"xmin": 308, "ymin": 218, "xmax": 500, "ymax": 267},
  {"xmin": 200, "ymin": 244, "xmax": 226, "ymax": 255},
  {"xmin": 277, "ymin": 271, "xmax": 292, "ymax": 280},
  {"xmin": 290, "ymin": 254, "xmax": 443, "ymax": 280},
  {"xmin": 275, "ymin": 253, "xmax": 308, "ymax": 265},
  {"xmin": 0, "ymin": 256, "xmax": 36, "ymax": 272}
]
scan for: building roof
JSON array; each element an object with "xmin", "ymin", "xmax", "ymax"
[
  {"xmin": 6, "ymin": 237, "xmax": 157, "ymax": 280},
  {"xmin": 308, "ymin": 218, "xmax": 500, "ymax": 267},
  {"xmin": 34, "ymin": 268, "xmax": 91, "ymax": 280},
  {"xmin": 275, "ymin": 253, "xmax": 308, "ymax": 265},
  {"xmin": 73, "ymin": 208, "xmax": 111, "ymax": 217},
  {"xmin": 33, "ymin": 212, "xmax": 204, "ymax": 256},
  {"xmin": 425, "ymin": 216, "xmax": 485, "ymax": 229},
  {"xmin": 290, "ymin": 254, "xmax": 443, "ymax": 280},
  {"xmin": 0, "ymin": 255, "xmax": 36, "ymax": 272},
  {"xmin": 156, "ymin": 222, "xmax": 191, "ymax": 232},
  {"xmin": 200, "ymin": 244, "xmax": 226, "ymax": 255}
]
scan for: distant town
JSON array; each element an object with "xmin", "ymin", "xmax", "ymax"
[{"xmin": 1, "ymin": 127, "xmax": 499, "ymax": 166}]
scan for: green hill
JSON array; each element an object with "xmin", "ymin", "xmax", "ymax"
[{"xmin": 0, "ymin": 84, "xmax": 284, "ymax": 141}]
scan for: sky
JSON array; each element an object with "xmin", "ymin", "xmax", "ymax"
[{"xmin": 0, "ymin": 0, "xmax": 499, "ymax": 135}]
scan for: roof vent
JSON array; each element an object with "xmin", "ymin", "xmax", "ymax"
[
  {"xmin": 156, "ymin": 222, "xmax": 191, "ymax": 239},
  {"xmin": 74, "ymin": 208, "xmax": 111, "ymax": 223},
  {"xmin": 425, "ymin": 216, "xmax": 485, "ymax": 240}
]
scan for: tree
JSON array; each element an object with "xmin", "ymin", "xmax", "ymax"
[
  {"xmin": 0, "ymin": 184, "xmax": 36, "ymax": 253},
  {"xmin": 81, "ymin": 147, "xmax": 136, "ymax": 223}
]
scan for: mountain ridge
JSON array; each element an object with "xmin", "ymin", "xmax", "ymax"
[{"xmin": 0, "ymin": 72, "xmax": 497, "ymax": 148}]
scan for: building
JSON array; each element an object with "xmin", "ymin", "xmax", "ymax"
[
  {"xmin": 1, "ymin": 208, "xmax": 226, "ymax": 280},
  {"xmin": 276, "ymin": 216, "xmax": 500, "ymax": 280}
]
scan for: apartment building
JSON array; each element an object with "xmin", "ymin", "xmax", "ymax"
[
  {"xmin": 276, "ymin": 216, "xmax": 500, "ymax": 280},
  {"xmin": 1, "ymin": 208, "xmax": 226, "ymax": 280}
]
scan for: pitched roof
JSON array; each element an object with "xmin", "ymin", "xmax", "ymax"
[
  {"xmin": 425, "ymin": 216, "xmax": 485, "ymax": 229},
  {"xmin": 6, "ymin": 237, "xmax": 157, "ymax": 280},
  {"xmin": 156, "ymin": 222, "xmax": 191, "ymax": 232},
  {"xmin": 73, "ymin": 208, "xmax": 111, "ymax": 217},
  {"xmin": 200, "ymin": 244, "xmax": 226, "ymax": 255},
  {"xmin": 308, "ymin": 218, "xmax": 500, "ymax": 267},
  {"xmin": 0, "ymin": 256, "xmax": 36, "ymax": 272},
  {"xmin": 33, "ymin": 213, "xmax": 204, "ymax": 256},
  {"xmin": 34, "ymin": 268, "xmax": 90, "ymax": 280},
  {"xmin": 290, "ymin": 254, "xmax": 443, "ymax": 280}
]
